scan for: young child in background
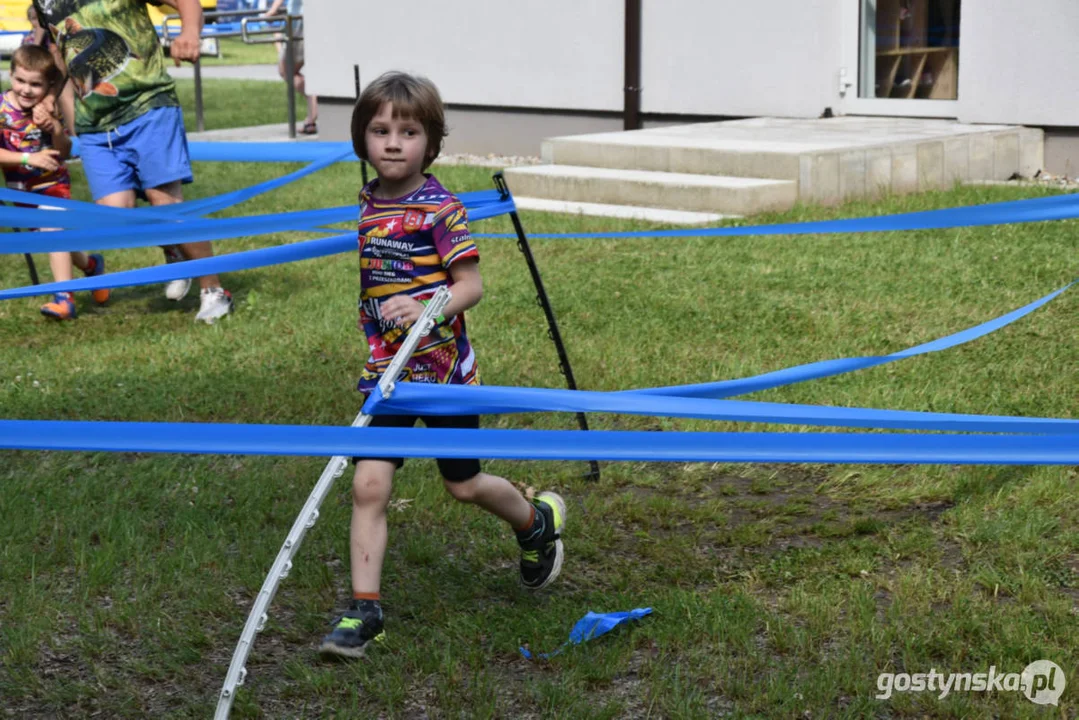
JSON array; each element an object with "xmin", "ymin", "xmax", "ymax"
[
  {"xmin": 318, "ymin": 71, "xmax": 567, "ymax": 659},
  {"xmin": 0, "ymin": 44, "xmax": 108, "ymax": 320}
]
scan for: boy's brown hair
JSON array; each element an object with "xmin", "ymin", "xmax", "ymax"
[
  {"xmin": 10, "ymin": 45, "xmax": 62, "ymax": 93},
  {"xmin": 351, "ymin": 71, "xmax": 446, "ymax": 169}
]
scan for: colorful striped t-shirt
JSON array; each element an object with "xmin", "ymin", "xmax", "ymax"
[{"xmin": 356, "ymin": 174, "xmax": 480, "ymax": 392}]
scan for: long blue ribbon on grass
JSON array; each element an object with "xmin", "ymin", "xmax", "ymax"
[
  {"xmin": 0, "ymin": 206, "xmax": 351, "ymax": 253},
  {"xmin": 634, "ymin": 278, "xmax": 1076, "ymax": 400},
  {"xmin": 365, "ymin": 383, "xmax": 1079, "ymax": 435},
  {"xmin": 0, "ymin": 194, "xmax": 516, "ymax": 299},
  {"xmin": 0, "ymin": 187, "xmax": 509, "ymax": 254},
  {"xmin": 1, "ymin": 421, "xmax": 1077, "ymax": 464},
  {"xmin": 27, "ymin": 145, "xmax": 355, "ymax": 220},
  {"xmin": 520, "ymin": 608, "xmax": 654, "ymax": 660},
  {"xmin": 477, "ymin": 190, "xmax": 1079, "ymax": 240}
]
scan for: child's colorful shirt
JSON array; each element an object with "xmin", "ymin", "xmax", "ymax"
[
  {"xmin": 33, "ymin": 0, "xmax": 179, "ymax": 134},
  {"xmin": 357, "ymin": 174, "xmax": 480, "ymax": 392},
  {"xmin": 0, "ymin": 94, "xmax": 70, "ymax": 191}
]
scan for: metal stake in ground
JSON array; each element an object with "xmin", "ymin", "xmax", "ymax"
[
  {"xmin": 214, "ymin": 286, "xmax": 452, "ymax": 720},
  {"xmin": 492, "ymin": 172, "xmax": 601, "ymax": 482},
  {"xmin": 1, "ymin": 202, "xmax": 40, "ymax": 284}
]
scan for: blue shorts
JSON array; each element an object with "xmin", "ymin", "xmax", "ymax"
[{"xmin": 78, "ymin": 106, "xmax": 193, "ymax": 201}]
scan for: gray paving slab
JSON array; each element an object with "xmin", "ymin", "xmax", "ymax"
[
  {"xmin": 167, "ymin": 64, "xmax": 281, "ymax": 82},
  {"xmin": 186, "ymin": 123, "xmax": 321, "ymax": 142}
]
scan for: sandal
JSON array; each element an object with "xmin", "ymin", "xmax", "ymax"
[{"xmin": 299, "ymin": 121, "xmax": 318, "ymax": 135}]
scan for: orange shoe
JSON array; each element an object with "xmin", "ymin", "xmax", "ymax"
[
  {"xmin": 40, "ymin": 292, "xmax": 76, "ymax": 320},
  {"xmin": 83, "ymin": 253, "xmax": 110, "ymax": 305}
]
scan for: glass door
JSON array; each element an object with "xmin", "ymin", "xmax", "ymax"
[{"xmin": 842, "ymin": 0, "xmax": 961, "ymax": 116}]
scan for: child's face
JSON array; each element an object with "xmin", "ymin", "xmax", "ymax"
[
  {"xmin": 10, "ymin": 66, "xmax": 49, "ymax": 112},
  {"xmin": 365, "ymin": 102, "xmax": 429, "ymax": 189}
]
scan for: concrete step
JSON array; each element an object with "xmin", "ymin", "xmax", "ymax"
[
  {"xmin": 543, "ymin": 132, "xmax": 803, "ymax": 181},
  {"xmin": 512, "ymin": 197, "xmax": 733, "ymax": 224},
  {"xmin": 502, "ymin": 164, "xmax": 796, "ymax": 215},
  {"xmin": 540, "ymin": 119, "xmax": 1044, "ymax": 197}
]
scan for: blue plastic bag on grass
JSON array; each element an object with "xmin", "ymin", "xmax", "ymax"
[{"xmin": 520, "ymin": 608, "xmax": 653, "ymax": 660}]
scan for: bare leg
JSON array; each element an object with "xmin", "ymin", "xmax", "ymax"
[
  {"xmin": 145, "ymin": 182, "xmax": 222, "ymax": 291},
  {"xmin": 442, "ymin": 472, "xmax": 533, "ymax": 528},
  {"xmin": 47, "ymin": 250, "xmax": 89, "ymax": 282},
  {"xmin": 349, "ymin": 461, "xmax": 395, "ymax": 596},
  {"xmin": 293, "ymin": 63, "xmax": 317, "ymax": 126}
]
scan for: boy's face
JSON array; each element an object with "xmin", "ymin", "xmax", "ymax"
[
  {"xmin": 10, "ymin": 66, "xmax": 49, "ymax": 112},
  {"xmin": 365, "ymin": 102, "xmax": 429, "ymax": 188}
]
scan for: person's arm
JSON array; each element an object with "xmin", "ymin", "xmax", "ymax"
[
  {"xmin": 154, "ymin": 0, "xmax": 204, "ymax": 65},
  {"xmin": 263, "ymin": 0, "xmax": 284, "ymax": 15},
  {"xmin": 377, "ymin": 259, "xmax": 483, "ymax": 328},
  {"xmin": 58, "ymin": 82, "xmax": 76, "ymax": 136},
  {"xmin": 32, "ymin": 103, "xmax": 71, "ymax": 160},
  {"xmin": 0, "ymin": 147, "xmax": 62, "ymax": 172}
]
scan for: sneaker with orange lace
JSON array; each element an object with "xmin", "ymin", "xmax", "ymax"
[
  {"xmin": 82, "ymin": 253, "xmax": 110, "ymax": 305},
  {"xmin": 40, "ymin": 292, "xmax": 76, "ymax": 320}
]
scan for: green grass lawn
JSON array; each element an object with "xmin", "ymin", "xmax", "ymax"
[
  {"xmin": 200, "ymin": 38, "xmax": 279, "ymax": 67},
  {"xmin": 174, "ymin": 78, "xmax": 303, "ymax": 133},
  {"xmin": 0, "ymin": 163, "xmax": 1076, "ymax": 718}
]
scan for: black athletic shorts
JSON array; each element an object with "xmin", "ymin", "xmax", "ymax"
[{"xmin": 352, "ymin": 413, "xmax": 481, "ymax": 482}]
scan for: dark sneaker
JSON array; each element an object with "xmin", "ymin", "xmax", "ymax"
[
  {"xmin": 518, "ymin": 491, "xmax": 566, "ymax": 590},
  {"xmin": 83, "ymin": 253, "xmax": 110, "ymax": 305},
  {"xmin": 318, "ymin": 607, "xmax": 385, "ymax": 659}
]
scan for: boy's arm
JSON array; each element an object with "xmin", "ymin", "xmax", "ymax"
[
  {"xmin": 376, "ymin": 259, "xmax": 483, "ymax": 328},
  {"xmin": 31, "ymin": 104, "xmax": 71, "ymax": 159},
  {"xmin": 153, "ymin": 0, "xmax": 204, "ymax": 65},
  {"xmin": 442, "ymin": 258, "xmax": 484, "ymax": 317},
  {"xmin": 0, "ymin": 147, "xmax": 62, "ymax": 171}
]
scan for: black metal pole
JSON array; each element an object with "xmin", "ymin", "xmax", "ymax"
[
  {"xmin": 492, "ymin": 173, "xmax": 600, "ymax": 482},
  {"xmin": 2, "ymin": 200, "xmax": 38, "ymax": 284},
  {"xmin": 354, "ymin": 64, "xmax": 369, "ymax": 185},
  {"xmin": 284, "ymin": 16, "xmax": 296, "ymax": 139},
  {"xmin": 23, "ymin": 251, "xmax": 39, "ymax": 285},
  {"xmin": 623, "ymin": 0, "xmax": 642, "ymax": 131}
]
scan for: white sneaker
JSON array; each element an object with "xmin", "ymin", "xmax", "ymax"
[
  {"xmin": 165, "ymin": 277, "xmax": 192, "ymax": 301},
  {"xmin": 163, "ymin": 247, "xmax": 192, "ymax": 301},
  {"xmin": 195, "ymin": 287, "xmax": 233, "ymax": 324}
]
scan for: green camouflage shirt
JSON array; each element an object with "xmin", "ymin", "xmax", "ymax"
[{"xmin": 33, "ymin": 0, "xmax": 179, "ymax": 134}]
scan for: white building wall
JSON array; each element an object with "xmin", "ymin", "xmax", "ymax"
[
  {"xmin": 640, "ymin": 0, "xmax": 843, "ymax": 117},
  {"xmin": 957, "ymin": 1, "xmax": 1079, "ymax": 126},
  {"xmin": 306, "ymin": 1, "xmax": 1079, "ymax": 128},
  {"xmin": 304, "ymin": 0, "xmax": 624, "ymax": 112}
]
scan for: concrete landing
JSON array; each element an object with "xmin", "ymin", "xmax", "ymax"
[{"xmin": 504, "ymin": 117, "xmax": 1045, "ymax": 217}]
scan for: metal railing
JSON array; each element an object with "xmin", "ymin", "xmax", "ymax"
[{"xmin": 161, "ymin": 9, "xmax": 304, "ymax": 137}]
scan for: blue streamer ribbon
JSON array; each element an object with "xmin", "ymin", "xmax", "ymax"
[
  {"xmin": 520, "ymin": 608, "xmax": 653, "ymax": 660},
  {"xmin": 0, "ymin": 206, "xmax": 350, "ymax": 253},
  {"xmin": 0, "ymin": 193, "xmax": 516, "ymax": 299},
  {"xmin": 0, "ymin": 421, "xmax": 1077, "ymax": 464},
  {"xmin": 477, "ymin": 190, "xmax": 1079, "ymax": 240},
  {"xmin": 634, "ymin": 278, "xmax": 1076, "ymax": 399},
  {"xmin": 187, "ymin": 141, "xmax": 358, "ymax": 164},
  {"xmin": 366, "ymin": 383, "xmax": 1079, "ymax": 435}
]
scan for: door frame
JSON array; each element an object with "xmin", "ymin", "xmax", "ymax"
[{"xmin": 838, "ymin": 0, "xmax": 959, "ymax": 118}]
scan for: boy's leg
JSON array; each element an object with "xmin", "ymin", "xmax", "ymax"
[
  {"xmin": 443, "ymin": 471, "xmax": 567, "ymax": 591},
  {"xmin": 40, "ymin": 248, "xmax": 77, "ymax": 319},
  {"xmin": 348, "ymin": 460, "xmax": 395, "ymax": 595},
  {"xmin": 146, "ymin": 182, "xmax": 232, "ymax": 323},
  {"xmin": 319, "ymin": 459, "xmax": 395, "ymax": 659},
  {"xmin": 47, "ymin": 251, "xmax": 74, "ymax": 283},
  {"xmin": 431, "ymin": 415, "xmax": 567, "ymax": 591}
]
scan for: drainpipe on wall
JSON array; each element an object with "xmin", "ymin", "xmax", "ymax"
[{"xmin": 624, "ymin": 0, "xmax": 642, "ymax": 130}]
